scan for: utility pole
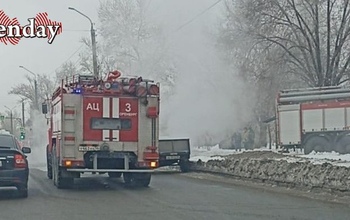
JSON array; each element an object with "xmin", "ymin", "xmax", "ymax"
[
  {"xmin": 91, "ymin": 26, "xmax": 98, "ymax": 78},
  {"xmin": 10, "ymin": 111, "xmax": 13, "ymax": 134},
  {"xmin": 19, "ymin": 65, "xmax": 39, "ymax": 110},
  {"xmin": 4, "ymin": 106, "xmax": 14, "ymax": 134},
  {"xmin": 34, "ymin": 80, "xmax": 38, "ymax": 111},
  {"xmin": 68, "ymin": 7, "xmax": 99, "ymax": 78},
  {"xmin": 22, "ymin": 100, "xmax": 25, "ymax": 127},
  {"xmin": 5, "ymin": 105, "xmax": 20, "ymax": 135}
]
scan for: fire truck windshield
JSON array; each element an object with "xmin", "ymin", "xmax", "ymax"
[{"xmin": 90, "ymin": 118, "xmax": 131, "ymax": 130}]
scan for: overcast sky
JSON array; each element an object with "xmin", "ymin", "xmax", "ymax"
[
  {"xmin": 0, "ymin": 0, "xmax": 100, "ymax": 113},
  {"xmin": 0, "ymin": 0, "xmax": 221, "ymax": 114},
  {"xmin": 0, "ymin": 0, "xmax": 240, "ymax": 144}
]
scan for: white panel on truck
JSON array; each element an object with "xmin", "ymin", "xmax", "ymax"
[
  {"xmin": 324, "ymin": 108, "xmax": 345, "ymax": 130},
  {"xmin": 278, "ymin": 104, "xmax": 301, "ymax": 145},
  {"xmin": 302, "ymin": 109, "xmax": 323, "ymax": 132},
  {"xmin": 346, "ymin": 108, "xmax": 350, "ymax": 127}
]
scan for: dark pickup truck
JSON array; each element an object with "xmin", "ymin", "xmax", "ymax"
[{"xmin": 158, "ymin": 138, "xmax": 190, "ymax": 172}]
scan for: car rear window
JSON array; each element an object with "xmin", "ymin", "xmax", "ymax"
[{"xmin": 0, "ymin": 135, "xmax": 16, "ymax": 149}]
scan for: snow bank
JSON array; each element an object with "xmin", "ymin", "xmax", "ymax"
[
  {"xmin": 190, "ymin": 146, "xmax": 350, "ymax": 191},
  {"xmin": 294, "ymin": 151, "xmax": 350, "ymax": 167},
  {"xmin": 190, "ymin": 145, "xmax": 235, "ymax": 162},
  {"xmin": 274, "ymin": 154, "xmax": 350, "ymax": 168},
  {"xmin": 191, "ymin": 144, "xmax": 350, "ymax": 167},
  {"xmin": 190, "ymin": 145, "xmax": 277, "ymax": 162}
]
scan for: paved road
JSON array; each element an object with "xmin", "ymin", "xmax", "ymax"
[{"xmin": 0, "ymin": 168, "xmax": 349, "ymax": 220}]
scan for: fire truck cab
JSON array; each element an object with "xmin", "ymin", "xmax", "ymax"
[{"xmin": 42, "ymin": 72, "xmax": 160, "ymax": 188}]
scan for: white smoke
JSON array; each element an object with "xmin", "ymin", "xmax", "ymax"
[
  {"xmin": 27, "ymin": 109, "xmax": 48, "ymax": 168},
  {"xmin": 148, "ymin": 0, "xmax": 256, "ymax": 146}
]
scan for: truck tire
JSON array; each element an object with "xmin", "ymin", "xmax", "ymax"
[
  {"xmin": 47, "ymin": 145, "xmax": 53, "ymax": 179},
  {"xmin": 304, "ymin": 136, "xmax": 330, "ymax": 154},
  {"xmin": 179, "ymin": 160, "xmax": 190, "ymax": 173},
  {"xmin": 123, "ymin": 173, "xmax": 135, "ymax": 187},
  {"xmin": 123, "ymin": 173, "xmax": 151, "ymax": 187},
  {"xmin": 139, "ymin": 176, "xmax": 151, "ymax": 187},
  {"xmin": 54, "ymin": 166, "xmax": 74, "ymax": 189},
  {"xmin": 108, "ymin": 172, "xmax": 122, "ymax": 178},
  {"xmin": 47, "ymin": 163, "xmax": 53, "ymax": 179},
  {"xmin": 336, "ymin": 136, "xmax": 350, "ymax": 154},
  {"xmin": 52, "ymin": 144, "xmax": 73, "ymax": 189}
]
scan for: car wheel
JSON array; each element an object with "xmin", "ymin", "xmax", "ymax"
[
  {"xmin": 17, "ymin": 184, "xmax": 28, "ymax": 198},
  {"xmin": 179, "ymin": 160, "xmax": 190, "ymax": 172}
]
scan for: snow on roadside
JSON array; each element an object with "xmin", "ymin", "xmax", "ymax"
[
  {"xmin": 286, "ymin": 151, "xmax": 350, "ymax": 167},
  {"xmin": 190, "ymin": 145, "xmax": 276, "ymax": 162},
  {"xmin": 297, "ymin": 151, "xmax": 350, "ymax": 161},
  {"xmin": 190, "ymin": 145, "xmax": 233, "ymax": 162},
  {"xmin": 191, "ymin": 145, "xmax": 350, "ymax": 167}
]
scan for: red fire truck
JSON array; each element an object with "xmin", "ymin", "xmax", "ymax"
[
  {"xmin": 41, "ymin": 71, "xmax": 160, "ymax": 188},
  {"xmin": 276, "ymin": 86, "xmax": 350, "ymax": 154}
]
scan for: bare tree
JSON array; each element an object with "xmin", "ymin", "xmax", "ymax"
[
  {"xmin": 9, "ymin": 61, "xmax": 80, "ymax": 111},
  {"xmin": 226, "ymin": 0, "xmax": 350, "ymax": 87},
  {"xmin": 0, "ymin": 110, "xmax": 22, "ymax": 137},
  {"xmin": 217, "ymin": 0, "xmax": 350, "ymax": 147},
  {"xmin": 8, "ymin": 74, "xmax": 55, "ymax": 109},
  {"xmin": 95, "ymin": 0, "xmax": 177, "ymax": 93},
  {"xmin": 217, "ymin": 0, "xmax": 308, "ymax": 147},
  {"xmin": 55, "ymin": 61, "xmax": 78, "ymax": 83},
  {"xmin": 77, "ymin": 0, "xmax": 178, "ymax": 135},
  {"xmin": 78, "ymin": 37, "xmax": 119, "ymax": 77}
]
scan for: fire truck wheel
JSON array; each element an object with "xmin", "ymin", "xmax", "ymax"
[
  {"xmin": 139, "ymin": 176, "xmax": 151, "ymax": 187},
  {"xmin": 335, "ymin": 136, "xmax": 350, "ymax": 154},
  {"xmin": 51, "ymin": 145, "xmax": 73, "ymax": 189},
  {"xmin": 46, "ymin": 145, "xmax": 53, "ymax": 179},
  {"xmin": 47, "ymin": 164, "xmax": 53, "ymax": 179},
  {"xmin": 304, "ymin": 136, "xmax": 330, "ymax": 154},
  {"xmin": 123, "ymin": 173, "xmax": 137, "ymax": 187},
  {"xmin": 123, "ymin": 173, "xmax": 151, "ymax": 187},
  {"xmin": 54, "ymin": 168, "xmax": 74, "ymax": 189},
  {"xmin": 53, "ymin": 163, "xmax": 73, "ymax": 189},
  {"xmin": 108, "ymin": 172, "xmax": 122, "ymax": 178}
]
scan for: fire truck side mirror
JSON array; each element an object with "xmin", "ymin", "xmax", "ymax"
[{"xmin": 42, "ymin": 103, "xmax": 48, "ymax": 114}]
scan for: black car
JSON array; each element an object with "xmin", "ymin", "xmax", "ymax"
[{"xmin": 0, "ymin": 133, "xmax": 31, "ymax": 198}]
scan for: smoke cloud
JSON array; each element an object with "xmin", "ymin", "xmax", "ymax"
[
  {"xmin": 27, "ymin": 110, "xmax": 48, "ymax": 169},
  {"xmin": 154, "ymin": 1, "xmax": 255, "ymax": 146}
]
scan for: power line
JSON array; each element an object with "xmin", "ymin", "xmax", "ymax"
[
  {"xmin": 52, "ymin": 1, "xmax": 223, "ymax": 75},
  {"xmin": 73, "ymin": 57, "xmax": 81, "ymax": 66},
  {"xmin": 50, "ymin": 44, "xmax": 85, "ymax": 74},
  {"xmin": 173, "ymin": 0, "xmax": 223, "ymax": 33}
]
